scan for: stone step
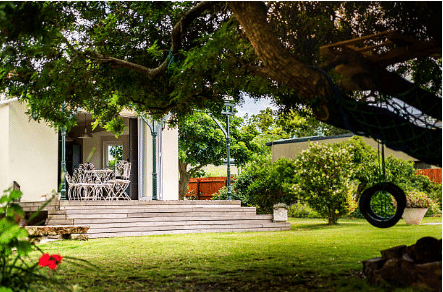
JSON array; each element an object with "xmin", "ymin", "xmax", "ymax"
[
  {"xmin": 25, "ymin": 226, "xmax": 89, "ymax": 236},
  {"xmin": 71, "ymin": 214, "xmax": 273, "ymax": 224},
  {"xmin": 81, "ymin": 219, "xmax": 274, "ymax": 229},
  {"xmin": 65, "ymin": 211, "xmax": 258, "ymax": 220},
  {"xmin": 64, "ymin": 207, "xmax": 252, "ymax": 214},
  {"xmin": 47, "ymin": 214, "xmax": 67, "ymax": 220},
  {"xmin": 46, "ymin": 219, "xmax": 75, "ymax": 225},
  {"xmin": 60, "ymin": 200, "xmax": 242, "ymax": 207}
]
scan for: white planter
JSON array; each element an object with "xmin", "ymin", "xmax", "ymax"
[
  {"xmin": 402, "ymin": 208, "xmax": 428, "ymax": 225},
  {"xmin": 273, "ymin": 206, "xmax": 288, "ymax": 222}
]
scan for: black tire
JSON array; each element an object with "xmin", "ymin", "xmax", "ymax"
[{"xmin": 359, "ymin": 182, "xmax": 406, "ymax": 228}]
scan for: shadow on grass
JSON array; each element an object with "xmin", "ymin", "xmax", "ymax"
[{"xmin": 289, "ymin": 219, "xmax": 366, "ymax": 231}]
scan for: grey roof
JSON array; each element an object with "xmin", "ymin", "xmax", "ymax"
[{"xmin": 265, "ymin": 133, "xmax": 354, "ymax": 146}]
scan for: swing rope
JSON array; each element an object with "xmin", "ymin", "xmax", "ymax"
[{"xmin": 312, "ymin": 67, "xmax": 441, "ymax": 166}]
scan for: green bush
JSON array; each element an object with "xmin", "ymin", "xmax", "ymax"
[
  {"xmin": 294, "ymin": 142, "xmax": 358, "ymax": 224},
  {"xmin": 287, "ymin": 201, "xmax": 320, "ymax": 218},
  {"xmin": 0, "ymin": 189, "xmax": 70, "ymax": 291},
  {"xmin": 213, "ymin": 155, "xmax": 298, "ymax": 213},
  {"xmin": 405, "ymin": 191, "xmax": 432, "ymax": 208}
]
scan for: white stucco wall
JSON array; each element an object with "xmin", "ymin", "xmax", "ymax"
[
  {"xmin": 0, "ymin": 104, "xmax": 10, "ymax": 193},
  {"xmin": 3, "ymin": 101, "xmax": 58, "ymax": 201},
  {"xmin": 161, "ymin": 124, "xmax": 179, "ymax": 200}
]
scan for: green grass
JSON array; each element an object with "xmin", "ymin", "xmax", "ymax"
[{"xmin": 35, "ymin": 217, "xmax": 441, "ymax": 291}]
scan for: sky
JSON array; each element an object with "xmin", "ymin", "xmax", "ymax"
[{"xmin": 235, "ymin": 96, "xmax": 278, "ymax": 118}]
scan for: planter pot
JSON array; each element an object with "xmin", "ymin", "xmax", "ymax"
[
  {"xmin": 402, "ymin": 208, "xmax": 428, "ymax": 225},
  {"xmin": 273, "ymin": 205, "xmax": 288, "ymax": 222}
]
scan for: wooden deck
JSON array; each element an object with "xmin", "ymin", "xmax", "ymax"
[{"xmin": 19, "ymin": 200, "xmax": 291, "ymax": 239}]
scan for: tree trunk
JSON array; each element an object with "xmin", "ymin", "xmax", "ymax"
[
  {"xmin": 230, "ymin": 2, "xmax": 442, "ymax": 166},
  {"xmin": 229, "ymin": 2, "xmax": 331, "ymax": 100},
  {"xmin": 178, "ymin": 160, "xmax": 191, "ymax": 200}
]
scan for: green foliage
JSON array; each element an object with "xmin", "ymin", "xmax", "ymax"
[
  {"xmin": 294, "ymin": 142, "xmax": 358, "ymax": 224},
  {"xmin": 405, "ymin": 191, "xmax": 432, "ymax": 209},
  {"xmin": 0, "ymin": 189, "xmax": 69, "ymax": 291},
  {"xmin": 214, "ymin": 156, "xmax": 298, "ymax": 213},
  {"xmin": 287, "ymin": 201, "xmax": 320, "ymax": 218}
]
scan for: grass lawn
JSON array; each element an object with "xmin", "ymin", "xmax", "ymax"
[{"xmin": 36, "ymin": 217, "xmax": 441, "ymax": 291}]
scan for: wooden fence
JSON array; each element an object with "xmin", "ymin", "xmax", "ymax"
[
  {"xmin": 416, "ymin": 169, "xmax": 442, "ymax": 184},
  {"xmin": 186, "ymin": 177, "xmax": 234, "ymax": 200}
]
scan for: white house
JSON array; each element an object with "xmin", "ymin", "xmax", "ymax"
[{"xmin": 0, "ymin": 95, "xmax": 178, "ymax": 201}]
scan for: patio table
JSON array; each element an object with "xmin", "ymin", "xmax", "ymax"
[{"xmin": 84, "ymin": 169, "xmax": 115, "ymax": 200}]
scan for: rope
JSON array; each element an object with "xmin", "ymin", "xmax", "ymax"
[
  {"xmin": 311, "ymin": 67, "xmax": 441, "ymax": 166},
  {"xmin": 166, "ymin": 47, "xmax": 174, "ymax": 74}
]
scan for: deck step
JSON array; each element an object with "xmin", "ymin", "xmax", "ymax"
[{"xmin": 23, "ymin": 200, "xmax": 291, "ymax": 238}]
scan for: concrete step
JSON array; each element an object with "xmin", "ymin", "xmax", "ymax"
[
  {"xmin": 71, "ymin": 214, "xmax": 273, "ymax": 224},
  {"xmin": 45, "ymin": 219, "xmax": 75, "ymax": 225},
  {"xmin": 64, "ymin": 206, "xmax": 252, "ymax": 214}
]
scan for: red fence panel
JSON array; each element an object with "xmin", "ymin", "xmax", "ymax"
[
  {"xmin": 186, "ymin": 177, "xmax": 234, "ymax": 200},
  {"xmin": 416, "ymin": 169, "xmax": 442, "ymax": 184}
]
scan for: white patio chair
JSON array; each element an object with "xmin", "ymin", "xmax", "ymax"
[
  {"xmin": 76, "ymin": 163, "xmax": 99, "ymax": 200},
  {"xmin": 107, "ymin": 161, "xmax": 131, "ymax": 200},
  {"xmin": 65, "ymin": 172, "xmax": 79, "ymax": 200}
]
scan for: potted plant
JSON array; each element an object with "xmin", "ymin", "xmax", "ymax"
[{"xmin": 402, "ymin": 191, "xmax": 432, "ymax": 225}]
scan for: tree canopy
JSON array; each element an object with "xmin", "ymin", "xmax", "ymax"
[
  {"xmin": 178, "ymin": 111, "xmax": 256, "ymax": 199},
  {"xmin": 0, "ymin": 1, "xmax": 441, "ymax": 165}
]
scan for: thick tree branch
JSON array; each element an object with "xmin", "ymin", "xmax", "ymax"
[
  {"xmin": 230, "ymin": 1, "xmax": 441, "ymax": 165},
  {"xmin": 86, "ymin": 1, "xmax": 220, "ymax": 79},
  {"xmin": 229, "ymin": 2, "xmax": 331, "ymax": 101}
]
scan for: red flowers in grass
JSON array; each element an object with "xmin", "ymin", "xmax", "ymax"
[{"xmin": 39, "ymin": 253, "xmax": 63, "ymax": 270}]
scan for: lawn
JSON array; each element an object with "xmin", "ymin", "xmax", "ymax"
[{"xmin": 36, "ymin": 217, "xmax": 441, "ymax": 291}]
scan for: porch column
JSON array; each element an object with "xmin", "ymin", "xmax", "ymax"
[{"xmin": 129, "ymin": 118, "xmax": 139, "ymax": 200}]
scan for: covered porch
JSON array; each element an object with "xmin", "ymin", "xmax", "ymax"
[{"xmin": 58, "ymin": 111, "xmax": 179, "ymax": 201}]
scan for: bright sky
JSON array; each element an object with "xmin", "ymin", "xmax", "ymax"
[{"xmin": 236, "ymin": 96, "xmax": 278, "ymax": 118}]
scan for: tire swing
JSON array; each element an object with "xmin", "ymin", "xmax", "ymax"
[
  {"xmin": 358, "ymin": 143, "xmax": 406, "ymax": 228},
  {"xmin": 359, "ymin": 182, "xmax": 406, "ymax": 228}
]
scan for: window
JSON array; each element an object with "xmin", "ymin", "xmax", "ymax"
[{"xmin": 104, "ymin": 142, "xmax": 123, "ymax": 169}]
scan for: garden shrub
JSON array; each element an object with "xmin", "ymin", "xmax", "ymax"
[
  {"xmin": 294, "ymin": 142, "xmax": 358, "ymax": 224},
  {"xmin": 213, "ymin": 155, "xmax": 298, "ymax": 213},
  {"xmin": 287, "ymin": 201, "xmax": 320, "ymax": 218},
  {"xmin": 0, "ymin": 189, "xmax": 69, "ymax": 291}
]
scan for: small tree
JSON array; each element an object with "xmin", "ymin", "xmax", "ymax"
[
  {"xmin": 178, "ymin": 112, "xmax": 256, "ymax": 200},
  {"xmin": 213, "ymin": 156, "xmax": 298, "ymax": 213},
  {"xmin": 294, "ymin": 142, "xmax": 358, "ymax": 224}
]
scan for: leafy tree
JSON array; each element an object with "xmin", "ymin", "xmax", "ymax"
[
  {"xmin": 242, "ymin": 107, "xmax": 348, "ymax": 156},
  {"xmin": 294, "ymin": 142, "xmax": 358, "ymax": 224},
  {"xmin": 178, "ymin": 111, "xmax": 255, "ymax": 200},
  {"xmin": 0, "ymin": 2, "xmax": 440, "ymax": 165},
  {"xmin": 213, "ymin": 156, "xmax": 298, "ymax": 213}
]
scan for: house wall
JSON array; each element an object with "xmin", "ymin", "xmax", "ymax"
[
  {"xmin": 269, "ymin": 135, "xmax": 416, "ymax": 162},
  {"xmin": 6, "ymin": 101, "xmax": 58, "ymax": 201},
  {"xmin": 0, "ymin": 104, "xmax": 10, "ymax": 193},
  {"xmin": 161, "ymin": 124, "xmax": 179, "ymax": 200}
]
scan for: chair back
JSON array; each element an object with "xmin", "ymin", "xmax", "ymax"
[
  {"xmin": 115, "ymin": 161, "xmax": 131, "ymax": 180},
  {"xmin": 65, "ymin": 172, "xmax": 72, "ymax": 184},
  {"xmin": 76, "ymin": 163, "xmax": 95, "ymax": 182}
]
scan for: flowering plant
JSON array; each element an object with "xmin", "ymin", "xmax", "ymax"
[
  {"xmin": 0, "ymin": 188, "xmax": 71, "ymax": 292},
  {"xmin": 39, "ymin": 253, "xmax": 63, "ymax": 270},
  {"xmin": 406, "ymin": 191, "xmax": 432, "ymax": 208}
]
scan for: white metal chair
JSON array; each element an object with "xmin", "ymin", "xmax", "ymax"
[
  {"xmin": 76, "ymin": 163, "xmax": 100, "ymax": 200},
  {"xmin": 107, "ymin": 161, "xmax": 131, "ymax": 200}
]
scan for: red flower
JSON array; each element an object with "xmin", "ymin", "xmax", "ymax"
[{"xmin": 39, "ymin": 253, "xmax": 63, "ymax": 270}]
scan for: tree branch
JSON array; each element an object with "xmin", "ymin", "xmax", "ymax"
[{"xmin": 86, "ymin": 1, "xmax": 220, "ymax": 79}]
